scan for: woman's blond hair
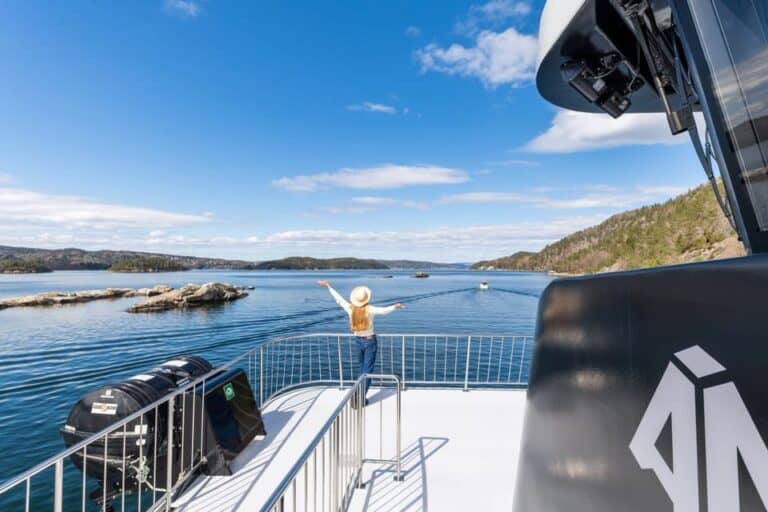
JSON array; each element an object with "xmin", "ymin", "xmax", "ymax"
[{"xmin": 350, "ymin": 305, "xmax": 371, "ymax": 331}]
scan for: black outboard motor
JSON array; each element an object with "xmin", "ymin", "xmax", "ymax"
[{"xmin": 61, "ymin": 356, "xmax": 214, "ymax": 507}]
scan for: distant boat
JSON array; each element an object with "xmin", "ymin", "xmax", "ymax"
[
  {"xmin": 412, "ymin": 272, "xmax": 430, "ymax": 279},
  {"xmin": 480, "ymin": 281, "xmax": 489, "ymax": 291}
]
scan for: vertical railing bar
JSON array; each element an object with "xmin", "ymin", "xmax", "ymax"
[
  {"xmin": 322, "ymin": 434, "xmax": 326, "ymax": 512},
  {"xmin": 340, "ymin": 336, "xmax": 344, "ymax": 388},
  {"xmin": 102, "ymin": 432, "xmax": 108, "ymax": 512},
  {"xmin": 137, "ymin": 413, "xmax": 143, "ymax": 512},
  {"xmin": 165, "ymin": 395, "xmax": 174, "ymax": 511},
  {"xmin": 507, "ymin": 336, "xmax": 516, "ymax": 383},
  {"xmin": 82, "ymin": 446, "xmax": 87, "ymax": 512},
  {"xmin": 54, "ymin": 458, "xmax": 63, "ymax": 512},
  {"xmin": 122, "ymin": 423, "xmax": 127, "ymax": 512},
  {"xmin": 396, "ymin": 376, "xmax": 402, "ymax": 481},
  {"xmin": 153, "ymin": 406, "xmax": 159, "ymax": 505},
  {"xmin": 190, "ymin": 383, "xmax": 196, "ymax": 473},
  {"xmin": 464, "ymin": 336, "xmax": 472, "ymax": 391},
  {"xmin": 304, "ymin": 455, "xmax": 308, "ymax": 512},
  {"xmin": 401, "ymin": 335, "xmax": 406, "ymax": 390},
  {"xmin": 313, "ymin": 449, "xmax": 317, "ymax": 512},
  {"xmin": 200, "ymin": 379, "xmax": 206, "ymax": 460},
  {"xmin": 518, "ymin": 337, "xmax": 528, "ymax": 383},
  {"xmin": 422, "ymin": 336, "xmax": 426, "ymax": 382},
  {"xmin": 180, "ymin": 391, "xmax": 186, "ymax": 473},
  {"xmin": 259, "ymin": 346, "xmax": 265, "ymax": 406},
  {"xmin": 292, "ymin": 478, "xmax": 296, "ymax": 512},
  {"xmin": 24, "ymin": 477, "xmax": 30, "ymax": 512}
]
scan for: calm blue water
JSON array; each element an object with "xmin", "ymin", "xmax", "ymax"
[{"xmin": 0, "ymin": 269, "xmax": 550, "ymax": 492}]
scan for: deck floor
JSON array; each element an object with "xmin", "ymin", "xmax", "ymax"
[{"xmin": 173, "ymin": 386, "xmax": 526, "ymax": 512}]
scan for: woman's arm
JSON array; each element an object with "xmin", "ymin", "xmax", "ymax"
[
  {"xmin": 317, "ymin": 280, "xmax": 351, "ymax": 314},
  {"xmin": 369, "ymin": 303, "xmax": 405, "ymax": 316}
]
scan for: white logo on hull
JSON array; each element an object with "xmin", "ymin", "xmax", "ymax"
[{"xmin": 629, "ymin": 346, "xmax": 768, "ymax": 511}]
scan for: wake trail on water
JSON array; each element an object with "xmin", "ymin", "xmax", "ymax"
[
  {"xmin": 0, "ymin": 286, "xmax": 477, "ymax": 395},
  {"xmin": 491, "ymin": 287, "xmax": 541, "ymax": 298}
]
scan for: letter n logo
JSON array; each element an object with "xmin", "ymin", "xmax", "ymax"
[{"xmin": 629, "ymin": 346, "xmax": 768, "ymax": 511}]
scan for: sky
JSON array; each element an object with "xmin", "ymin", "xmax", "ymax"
[{"xmin": 0, "ymin": 0, "xmax": 708, "ymax": 262}]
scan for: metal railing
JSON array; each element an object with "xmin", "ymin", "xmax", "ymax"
[
  {"xmin": 261, "ymin": 373, "xmax": 402, "ymax": 512},
  {"xmin": 0, "ymin": 333, "xmax": 531, "ymax": 512}
]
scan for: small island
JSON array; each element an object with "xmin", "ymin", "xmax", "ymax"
[
  {"xmin": 255, "ymin": 257, "xmax": 389, "ymax": 270},
  {"xmin": 0, "ymin": 259, "xmax": 53, "ymax": 274},
  {"xmin": 108, "ymin": 257, "xmax": 189, "ymax": 273}
]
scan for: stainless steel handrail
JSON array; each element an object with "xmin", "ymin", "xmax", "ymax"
[
  {"xmin": 0, "ymin": 332, "xmax": 531, "ymax": 512},
  {"xmin": 260, "ymin": 373, "xmax": 402, "ymax": 512}
]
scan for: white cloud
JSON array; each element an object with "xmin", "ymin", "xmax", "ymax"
[
  {"xmin": 0, "ymin": 187, "xmax": 210, "ymax": 229},
  {"xmin": 440, "ymin": 185, "xmax": 688, "ymax": 209},
  {"xmin": 164, "ymin": 0, "xmax": 201, "ymax": 17},
  {"xmin": 405, "ymin": 26, "xmax": 421, "ymax": 38},
  {"xmin": 273, "ymin": 164, "xmax": 469, "ymax": 192},
  {"xmin": 456, "ymin": 0, "xmax": 532, "ymax": 35},
  {"xmin": 351, "ymin": 196, "xmax": 429, "ymax": 210},
  {"xmin": 346, "ymin": 102, "xmax": 397, "ymax": 115},
  {"xmin": 416, "ymin": 27, "xmax": 538, "ymax": 87},
  {"xmin": 525, "ymin": 111, "xmax": 695, "ymax": 153},
  {"xmin": 242, "ymin": 215, "xmax": 606, "ymax": 260},
  {"xmin": 0, "ymin": 174, "xmax": 13, "ymax": 184}
]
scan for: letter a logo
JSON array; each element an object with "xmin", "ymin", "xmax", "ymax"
[{"xmin": 629, "ymin": 346, "xmax": 768, "ymax": 511}]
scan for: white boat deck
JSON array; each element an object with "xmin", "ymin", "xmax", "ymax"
[{"xmin": 173, "ymin": 386, "xmax": 526, "ymax": 512}]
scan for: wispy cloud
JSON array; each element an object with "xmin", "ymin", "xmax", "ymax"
[
  {"xmin": 164, "ymin": 0, "xmax": 202, "ymax": 18},
  {"xmin": 0, "ymin": 173, "xmax": 13, "ymax": 184},
  {"xmin": 455, "ymin": 0, "xmax": 532, "ymax": 35},
  {"xmin": 416, "ymin": 27, "xmax": 538, "ymax": 87},
  {"xmin": 405, "ymin": 26, "xmax": 421, "ymax": 38},
  {"xmin": 0, "ymin": 187, "xmax": 211, "ymax": 229},
  {"xmin": 273, "ymin": 164, "xmax": 469, "ymax": 192},
  {"xmin": 525, "ymin": 111, "xmax": 695, "ymax": 153},
  {"xmin": 440, "ymin": 185, "xmax": 688, "ymax": 209},
  {"xmin": 351, "ymin": 196, "xmax": 429, "ymax": 209},
  {"xmin": 346, "ymin": 102, "xmax": 398, "ymax": 115}
]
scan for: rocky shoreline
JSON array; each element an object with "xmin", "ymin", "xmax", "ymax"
[{"xmin": 0, "ymin": 283, "xmax": 251, "ymax": 312}]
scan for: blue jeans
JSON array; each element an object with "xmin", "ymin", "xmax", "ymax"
[{"xmin": 355, "ymin": 335, "xmax": 378, "ymax": 398}]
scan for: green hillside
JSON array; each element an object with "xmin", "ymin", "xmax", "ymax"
[
  {"xmin": 473, "ymin": 183, "xmax": 745, "ymax": 274},
  {"xmin": 108, "ymin": 256, "xmax": 189, "ymax": 273}
]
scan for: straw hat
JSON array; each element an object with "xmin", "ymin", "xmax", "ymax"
[{"xmin": 350, "ymin": 286, "xmax": 371, "ymax": 307}]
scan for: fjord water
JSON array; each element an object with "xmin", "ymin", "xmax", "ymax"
[{"xmin": 0, "ymin": 269, "xmax": 551, "ymax": 485}]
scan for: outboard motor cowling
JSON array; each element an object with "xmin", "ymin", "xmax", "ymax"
[{"xmin": 61, "ymin": 356, "xmax": 215, "ymax": 506}]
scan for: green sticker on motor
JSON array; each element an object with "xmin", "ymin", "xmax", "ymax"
[{"xmin": 223, "ymin": 383, "xmax": 235, "ymax": 401}]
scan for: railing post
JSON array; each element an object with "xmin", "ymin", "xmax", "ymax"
[
  {"xmin": 259, "ymin": 346, "xmax": 264, "ymax": 406},
  {"xmin": 165, "ymin": 396, "xmax": 175, "ymax": 511},
  {"xmin": 401, "ymin": 335, "xmax": 406, "ymax": 391},
  {"xmin": 53, "ymin": 459, "xmax": 63, "ymax": 512},
  {"xmin": 464, "ymin": 336, "xmax": 472, "ymax": 392},
  {"xmin": 337, "ymin": 335, "xmax": 344, "ymax": 389},
  {"xmin": 395, "ymin": 378, "xmax": 403, "ymax": 481}
]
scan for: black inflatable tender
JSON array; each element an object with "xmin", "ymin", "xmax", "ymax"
[{"xmin": 512, "ymin": 256, "xmax": 768, "ymax": 512}]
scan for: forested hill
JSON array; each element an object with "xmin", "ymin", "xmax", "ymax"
[
  {"xmin": 0, "ymin": 246, "xmax": 257, "ymax": 271},
  {"xmin": 473, "ymin": 183, "xmax": 746, "ymax": 274}
]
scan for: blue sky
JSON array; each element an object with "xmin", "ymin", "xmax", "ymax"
[{"xmin": 0, "ymin": 0, "xmax": 706, "ymax": 262}]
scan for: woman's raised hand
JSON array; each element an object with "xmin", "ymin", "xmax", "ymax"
[
  {"xmin": 394, "ymin": 303, "xmax": 405, "ymax": 310},
  {"xmin": 317, "ymin": 280, "xmax": 330, "ymax": 288}
]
